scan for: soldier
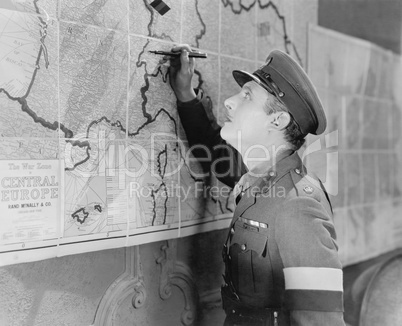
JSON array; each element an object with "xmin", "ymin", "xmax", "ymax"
[{"xmin": 169, "ymin": 44, "xmax": 345, "ymax": 326}]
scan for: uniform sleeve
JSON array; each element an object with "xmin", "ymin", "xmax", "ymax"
[
  {"xmin": 275, "ymin": 196, "xmax": 346, "ymax": 326},
  {"xmin": 177, "ymin": 89, "xmax": 246, "ymax": 187}
]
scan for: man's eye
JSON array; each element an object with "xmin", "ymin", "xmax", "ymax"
[{"xmin": 244, "ymin": 91, "xmax": 251, "ymax": 99}]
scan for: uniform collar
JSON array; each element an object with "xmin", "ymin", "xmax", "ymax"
[
  {"xmin": 234, "ymin": 151, "xmax": 304, "ymax": 216},
  {"xmin": 249, "ymin": 150, "xmax": 304, "ymax": 196},
  {"xmin": 234, "ymin": 149, "xmax": 290, "ymax": 195}
]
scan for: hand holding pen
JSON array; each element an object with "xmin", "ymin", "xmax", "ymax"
[{"xmin": 167, "ymin": 45, "xmax": 198, "ymax": 102}]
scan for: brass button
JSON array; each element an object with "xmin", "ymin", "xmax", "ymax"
[
  {"xmin": 303, "ymin": 186, "xmax": 314, "ymax": 194},
  {"xmin": 240, "ymin": 244, "xmax": 247, "ymax": 251},
  {"xmin": 230, "ymin": 227, "xmax": 235, "ymax": 235},
  {"xmin": 295, "ymin": 168, "xmax": 300, "ymax": 174},
  {"xmin": 269, "ymin": 171, "xmax": 276, "ymax": 177}
]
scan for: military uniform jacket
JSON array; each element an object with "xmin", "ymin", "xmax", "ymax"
[{"xmin": 177, "ymin": 90, "xmax": 345, "ymax": 326}]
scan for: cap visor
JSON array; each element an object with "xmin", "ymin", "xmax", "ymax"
[{"xmin": 232, "ymin": 70, "xmax": 258, "ymax": 87}]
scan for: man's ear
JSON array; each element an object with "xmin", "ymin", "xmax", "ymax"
[{"xmin": 268, "ymin": 112, "xmax": 291, "ymax": 131}]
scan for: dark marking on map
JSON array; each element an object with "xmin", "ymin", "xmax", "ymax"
[
  {"xmin": 150, "ymin": 0, "xmax": 170, "ymax": 16},
  {"xmin": 258, "ymin": 21, "xmax": 270, "ymax": 37},
  {"xmin": 72, "ymin": 207, "xmax": 89, "ymax": 224}
]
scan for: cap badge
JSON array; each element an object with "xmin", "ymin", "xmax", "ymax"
[{"xmin": 303, "ymin": 186, "xmax": 314, "ymax": 194}]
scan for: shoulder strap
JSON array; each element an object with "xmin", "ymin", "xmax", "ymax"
[{"xmin": 308, "ymin": 171, "xmax": 333, "ymax": 214}]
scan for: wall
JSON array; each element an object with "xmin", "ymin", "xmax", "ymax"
[
  {"xmin": 318, "ymin": 0, "xmax": 402, "ymax": 54},
  {"xmin": 315, "ymin": 0, "xmax": 402, "ymax": 265},
  {"xmin": 306, "ymin": 25, "xmax": 402, "ymax": 266},
  {"xmin": 0, "ymin": 231, "xmax": 228, "ymax": 326}
]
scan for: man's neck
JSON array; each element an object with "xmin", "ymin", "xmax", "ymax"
[{"xmin": 243, "ymin": 145, "xmax": 293, "ymax": 176}]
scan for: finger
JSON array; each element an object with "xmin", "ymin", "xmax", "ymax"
[
  {"xmin": 171, "ymin": 44, "xmax": 192, "ymax": 53},
  {"xmin": 169, "ymin": 55, "xmax": 181, "ymax": 69},
  {"xmin": 168, "ymin": 61, "xmax": 177, "ymax": 76},
  {"xmin": 180, "ymin": 49, "xmax": 190, "ymax": 69},
  {"xmin": 188, "ymin": 56, "xmax": 195, "ymax": 70},
  {"xmin": 158, "ymin": 55, "xmax": 169, "ymax": 65}
]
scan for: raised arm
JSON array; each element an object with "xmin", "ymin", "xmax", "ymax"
[{"xmin": 169, "ymin": 45, "xmax": 246, "ymax": 187}]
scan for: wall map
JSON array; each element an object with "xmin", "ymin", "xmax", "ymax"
[{"xmin": 0, "ymin": 0, "xmax": 315, "ymax": 265}]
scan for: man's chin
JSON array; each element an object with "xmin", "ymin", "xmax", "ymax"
[
  {"xmin": 220, "ymin": 128, "xmax": 237, "ymax": 148},
  {"xmin": 220, "ymin": 127, "xmax": 228, "ymax": 141}
]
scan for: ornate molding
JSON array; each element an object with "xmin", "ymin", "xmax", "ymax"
[
  {"xmin": 93, "ymin": 246, "xmax": 146, "ymax": 326},
  {"xmin": 156, "ymin": 240, "xmax": 199, "ymax": 326}
]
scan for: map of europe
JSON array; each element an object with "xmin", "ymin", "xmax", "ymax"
[{"xmin": 0, "ymin": 0, "xmax": 313, "ymax": 252}]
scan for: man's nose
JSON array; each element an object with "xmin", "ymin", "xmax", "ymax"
[{"xmin": 224, "ymin": 97, "xmax": 235, "ymax": 111}]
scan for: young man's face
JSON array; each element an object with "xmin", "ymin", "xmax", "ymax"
[{"xmin": 221, "ymin": 81, "xmax": 272, "ymax": 152}]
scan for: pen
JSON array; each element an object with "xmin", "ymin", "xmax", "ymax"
[{"xmin": 149, "ymin": 50, "xmax": 208, "ymax": 59}]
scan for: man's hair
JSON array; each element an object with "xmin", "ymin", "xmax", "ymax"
[{"xmin": 264, "ymin": 96, "xmax": 306, "ymax": 151}]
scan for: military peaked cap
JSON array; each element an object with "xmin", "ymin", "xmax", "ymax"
[{"xmin": 232, "ymin": 50, "xmax": 326, "ymax": 135}]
